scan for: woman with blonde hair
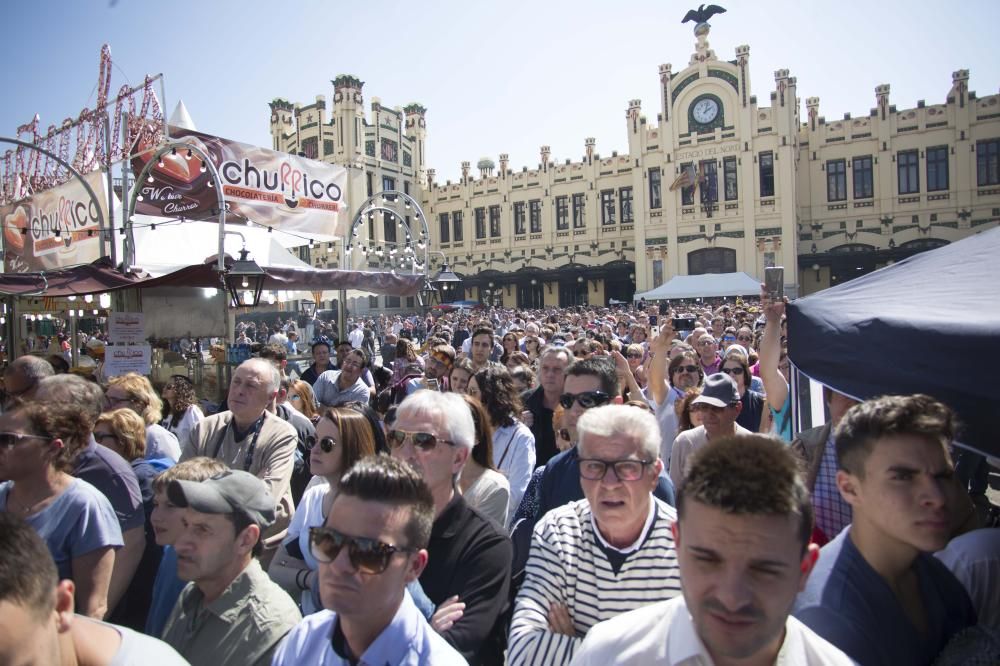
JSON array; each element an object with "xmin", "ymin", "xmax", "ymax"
[
  {"xmin": 268, "ymin": 406, "xmax": 377, "ymax": 613},
  {"xmin": 105, "ymin": 373, "xmax": 180, "ymax": 463},
  {"xmin": 285, "ymin": 379, "xmax": 318, "ymax": 421}
]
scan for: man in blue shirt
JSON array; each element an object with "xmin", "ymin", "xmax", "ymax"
[
  {"xmin": 794, "ymin": 394, "xmax": 977, "ymax": 665},
  {"xmin": 272, "ymin": 456, "xmax": 466, "ymax": 665}
]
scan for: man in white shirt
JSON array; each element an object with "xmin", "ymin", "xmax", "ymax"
[
  {"xmin": 669, "ymin": 372, "xmax": 751, "ymax": 488},
  {"xmin": 348, "ymin": 322, "xmax": 364, "ymax": 349},
  {"xmin": 571, "ymin": 435, "xmax": 853, "ymax": 666}
]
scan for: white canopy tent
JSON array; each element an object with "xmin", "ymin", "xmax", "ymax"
[{"xmin": 634, "ymin": 271, "xmax": 761, "ymax": 300}]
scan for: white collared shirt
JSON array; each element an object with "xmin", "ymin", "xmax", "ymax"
[{"xmin": 570, "ymin": 595, "xmax": 854, "ymax": 666}]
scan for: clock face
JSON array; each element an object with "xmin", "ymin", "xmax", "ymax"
[{"xmin": 692, "ymin": 98, "xmax": 719, "ymax": 124}]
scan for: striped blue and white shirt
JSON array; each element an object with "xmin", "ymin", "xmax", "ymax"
[{"xmin": 508, "ymin": 497, "xmax": 682, "ymax": 665}]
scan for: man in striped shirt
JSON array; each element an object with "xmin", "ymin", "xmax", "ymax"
[{"xmin": 508, "ymin": 404, "xmax": 682, "ymax": 665}]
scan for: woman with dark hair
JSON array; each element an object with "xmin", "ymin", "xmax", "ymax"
[
  {"xmin": 467, "ymin": 365, "xmax": 535, "ymax": 527},
  {"xmin": 674, "ymin": 387, "xmax": 705, "ymax": 434},
  {"xmin": 160, "ymin": 374, "xmax": 204, "ymax": 448},
  {"xmin": 268, "ymin": 406, "xmax": 376, "ymax": 613},
  {"xmin": 449, "ymin": 357, "xmax": 476, "ymax": 394},
  {"xmin": 505, "ymin": 351, "xmax": 531, "ymax": 373},
  {"xmin": 457, "ymin": 394, "xmax": 510, "ymax": 527},
  {"xmin": 721, "ymin": 351, "xmax": 765, "ymax": 432},
  {"xmin": 523, "ymin": 335, "xmax": 542, "ymax": 364},
  {"xmin": 0, "ymin": 402, "xmax": 123, "ymax": 619},
  {"xmin": 392, "ymin": 338, "xmax": 423, "ymax": 384},
  {"xmin": 500, "ymin": 332, "xmax": 520, "ymax": 364}
]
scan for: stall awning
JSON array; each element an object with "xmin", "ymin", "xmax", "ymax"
[{"xmin": 0, "ymin": 257, "xmax": 423, "ymax": 297}]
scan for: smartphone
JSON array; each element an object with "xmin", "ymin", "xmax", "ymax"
[
  {"xmin": 425, "ymin": 378, "xmax": 439, "ymax": 391},
  {"xmin": 672, "ymin": 316, "xmax": 696, "ymax": 330},
  {"xmin": 764, "ymin": 266, "xmax": 785, "ymax": 301},
  {"xmin": 649, "ymin": 315, "xmax": 658, "ymax": 328}
]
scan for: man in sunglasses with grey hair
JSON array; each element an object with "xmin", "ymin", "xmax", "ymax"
[
  {"xmin": 389, "ymin": 389, "xmax": 513, "ymax": 666},
  {"xmin": 272, "ymin": 456, "xmax": 466, "ymax": 665}
]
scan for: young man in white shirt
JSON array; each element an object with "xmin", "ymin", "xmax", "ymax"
[{"xmin": 572, "ymin": 435, "xmax": 852, "ymax": 666}]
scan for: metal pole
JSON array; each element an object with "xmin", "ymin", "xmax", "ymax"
[
  {"xmin": 69, "ymin": 311, "xmax": 79, "ymax": 367},
  {"xmin": 103, "ymin": 114, "xmax": 116, "ymax": 266}
]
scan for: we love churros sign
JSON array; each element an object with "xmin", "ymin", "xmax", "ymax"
[{"xmin": 130, "ymin": 127, "xmax": 348, "ymax": 238}]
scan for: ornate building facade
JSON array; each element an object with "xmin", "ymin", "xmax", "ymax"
[{"xmin": 270, "ymin": 29, "xmax": 1000, "ymax": 310}]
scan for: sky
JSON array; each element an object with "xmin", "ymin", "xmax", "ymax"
[{"xmin": 2, "ymin": 0, "xmax": 999, "ymax": 183}]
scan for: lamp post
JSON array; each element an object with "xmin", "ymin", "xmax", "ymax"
[{"xmin": 223, "ymin": 247, "xmax": 267, "ymax": 308}]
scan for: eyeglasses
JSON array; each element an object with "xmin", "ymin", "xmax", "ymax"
[
  {"xmin": 559, "ymin": 391, "xmax": 611, "ymax": 410},
  {"xmin": 720, "ymin": 367, "xmax": 744, "ymax": 377},
  {"xmin": 674, "ymin": 365, "xmax": 699, "ymax": 374},
  {"xmin": 574, "ymin": 351, "xmax": 590, "ymax": 358},
  {"xmin": 0, "ymin": 432, "xmax": 50, "ymax": 450},
  {"xmin": 105, "ymin": 394, "xmax": 133, "ymax": 406},
  {"xmin": 309, "ymin": 526, "xmax": 413, "ymax": 574},
  {"xmin": 94, "ymin": 432, "xmax": 119, "ymax": 444},
  {"xmin": 307, "ymin": 436, "xmax": 337, "ymax": 453},
  {"xmin": 737, "ymin": 335, "xmax": 753, "ymax": 342},
  {"xmin": 698, "ymin": 340, "xmax": 716, "ymax": 346},
  {"xmin": 386, "ymin": 429, "xmax": 453, "ymax": 452},
  {"xmin": 578, "ymin": 458, "xmax": 653, "ymax": 482},
  {"xmin": 626, "ymin": 353, "xmax": 643, "ymax": 359}
]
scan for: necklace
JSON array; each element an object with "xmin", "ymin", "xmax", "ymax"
[{"xmin": 7, "ymin": 483, "xmax": 52, "ymax": 515}]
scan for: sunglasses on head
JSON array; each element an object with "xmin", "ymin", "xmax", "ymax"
[
  {"xmin": 386, "ymin": 429, "xmax": 453, "ymax": 452},
  {"xmin": 307, "ymin": 436, "xmax": 337, "ymax": 453},
  {"xmin": 559, "ymin": 391, "xmax": 611, "ymax": 410},
  {"xmin": 309, "ymin": 526, "xmax": 413, "ymax": 574}
]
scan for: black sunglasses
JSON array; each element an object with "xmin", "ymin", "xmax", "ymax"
[
  {"xmin": 626, "ymin": 352, "xmax": 643, "ymax": 359},
  {"xmin": 720, "ymin": 367, "xmax": 744, "ymax": 377},
  {"xmin": 307, "ymin": 436, "xmax": 337, "ymax": 453},
  {"xmin": 309, "ymin": 526, "xmax": 413, "ymax": 574},
  {"xmin": 559, "ymin": 391, "xmax": 611, "ymax": 410},
  {"xmin": 674, "ymin": 365, "xmax": 700, "ymax": 374},
  {"xmin": 0, "ymin": 432, "xmax": 49, "ymax": 450},
  {"xmin": 386, "ymin": 429, "xmax": 453, "ymax": 452}
]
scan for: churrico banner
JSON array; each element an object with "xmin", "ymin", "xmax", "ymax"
[
  {"xmin": 2, "ymin": 171, "xmax": 109, "ymax": 273},
  {"xmin": 131, "ymin": 126, "xmax": 348, "ymax": 238}
]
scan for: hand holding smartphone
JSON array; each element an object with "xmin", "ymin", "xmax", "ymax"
[{"xmin": 764, "ymin": 266, "xmax": 784, "ymax": 301}]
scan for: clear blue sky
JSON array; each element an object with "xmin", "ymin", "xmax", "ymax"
[{"xmin": 2, "ymin": 0, "xmax": 998, "ymax": 183}]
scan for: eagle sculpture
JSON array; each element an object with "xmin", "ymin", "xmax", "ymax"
[{"xmin": 682, "ymin": 4, "xmax": 726, "ymax": 24}]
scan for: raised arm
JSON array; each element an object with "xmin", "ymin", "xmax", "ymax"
[
  {"xmin": 647, "ymin": 321, "xmax": 675, "ymax": 406},
  {"xmin": 759, "ymin": 286, "xmax": 789, "ymax": 412}
]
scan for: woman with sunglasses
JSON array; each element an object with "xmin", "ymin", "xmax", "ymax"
[
  {"xmin": 719, "ymin": 351, "xmax": 765, "ymax": 432},
  {"xmin": 106, "ymin": 373, "xmax": 181, "ymax": 463},
  {"xmin": 467, "ymin": 365, "xmax": 535, "ymax": 527},
  {"xmin": 268, "ymin": 406, "xmax": 376, "ymax": 613},
  {"xmin": 456, "ymin": 395, "xmax": 510, "ymax": 528},
  {"xmin": 0, "ymin": 401, "xmax": 123, "ymax": 619},
  {"xmin": 500, "ymin": 332, "xmax": 520, "ymax": 365},
  {"xmin": 160, "ymin": 374, "xmax": 204, "ymax": 449},
  {"xmin": 523, "ymin": 335, "xmax": 542, "ymax": 364},
  {"xmin": 624, "ymin": 343, "xmax": 648, "ymax": 391}
]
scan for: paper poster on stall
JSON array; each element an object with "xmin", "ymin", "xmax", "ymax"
[
  {"xmin": 1, "ymin": 171, "xmax": 109, "ymax": 273},
  {"xmin": 104, "ymin": 344, "xmax": 152, "ymax": 377},
  {"xmin": 108, "ymin": 312, "xmax": 146, "ymax": 344},
  {"xmin": 130, "ymin": 126, "xmax": 348, "ymax": 238}
]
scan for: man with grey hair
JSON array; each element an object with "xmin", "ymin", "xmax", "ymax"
[
  {"xmin": 521, "ymin": 345, "xmax": 573, "ymax": 466},
  {"xmin": 2, "ymin": 354, "xmax": 54, "ymax": 410},
  {"xmin": 181, "ymin": 358, "xmax": 298, "ymax": 545},
  {"xmin": 508, "ymin": 404, "xmax": 682, "ymax": 665},
  {"xmin": 390, "ymin": 390, "xmax": 513, "ymax": 666}
]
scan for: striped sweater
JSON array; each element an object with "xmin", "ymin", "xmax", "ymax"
[{"xmin": 507, "ymin": 498, "xmax": 682, "ymax": 665}]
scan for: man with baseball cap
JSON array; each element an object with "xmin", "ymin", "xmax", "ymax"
[
  {"xmin": 669, "ymin": 372, "xmax": 752, "ymax": 488},
  {"xmin": 160, "ymin": 469, "xmax": 301, "ymax": 666}
]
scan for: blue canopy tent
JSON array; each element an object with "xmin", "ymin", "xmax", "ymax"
[{"xmin": 786, "ymin": 226, "xmax": 1000, "ymax": 457}]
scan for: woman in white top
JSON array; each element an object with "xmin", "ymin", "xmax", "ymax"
[
  {"xmin": 267, "ymin": 407, "xmax": 376, "ymax": 614},
  {"xmin": 159, "ymin": 375, "xmax": 204, "ymax": 452},
  {"xmin": 468, "ymin": 365, "xmax": 535, "ymax": 528},
  {"xmin": 457, "ymin": 394, "xmax": 510, "ymax": 528}
]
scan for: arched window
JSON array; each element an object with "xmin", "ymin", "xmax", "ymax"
[{"xmin": 688, "ymin": 248, "xmax": 736, "ymax": 275}]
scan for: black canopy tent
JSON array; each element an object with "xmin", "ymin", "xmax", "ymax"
[{"xmin": 786, "ymin": 226, "xmax": 1000, "ymax": 458}]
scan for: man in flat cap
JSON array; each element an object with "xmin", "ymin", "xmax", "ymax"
[{"xmin": 160, "ymin": 469, "xmax": 301, "ymax": 666}]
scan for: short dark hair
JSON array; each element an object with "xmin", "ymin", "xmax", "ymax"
[
  {"xmin": 0, "ymin": 513, "xmax": 58, "ymax": 620},
  {"xmin": 311, "ymin": 341, "xmax": 331, "ymax": 353},
  {"xmin": 471, "ymin": 327, "xmax": 495, "ymax": 344},
  {"xmin": 258, "ymin": 343, "xmax": 288, "ymax": 363},
  {"xmin": 677, "ymin": 434, "xmax": 813, "ymax": 553},
  {"xmin": 345, "ymin": 348, "xmax": 368, "ymax": 369},
  {"xmin": 834, "ymin": 394, "xmax": 957, "ymax": 477},
  {"xmin": 228, "ymin": 510, "xmax": 264, "ymax": 558},
  {"xmin": 337, "ymin": 455, "xmax": 435, "ymax": 550},
  {"xmin": 564, "ymin": 356, "xmax": 618, "ymax": 397}
]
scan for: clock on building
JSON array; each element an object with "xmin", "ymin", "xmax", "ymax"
[{"xmin": 689, "ymin": 94, "xmax": 724, "ymax": 131}]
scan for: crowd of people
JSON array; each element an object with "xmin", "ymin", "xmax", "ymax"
[{"xmin": 0, "ymin": 289, "xmax": 997, "ymax": 665}]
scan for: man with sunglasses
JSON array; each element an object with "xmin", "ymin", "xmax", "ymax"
[
  {"xmin": 509, "ymin": 405, "xmax": 682, "ymax": 665},
  {"xmin": 161, "ymin": 469, "xmax": 301, "ymax": 666},
  {"xmin": 273, "ymin": 456, "xmax": 466, "ymax": 665},
  {"xmin": 390, "ymin": 390, "xmax": 513, "ymax": 666},
  {"xmin": 669, "ymin": 372, "xmax": 751, "ymax": 489}
]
